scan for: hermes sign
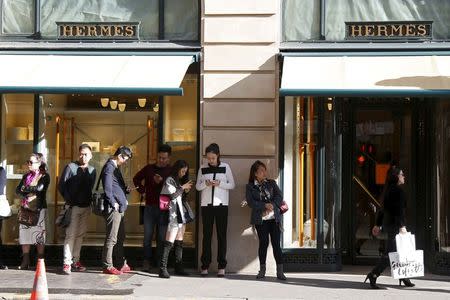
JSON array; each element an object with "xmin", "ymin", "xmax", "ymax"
[
  {"xmin": 345, "ymin": 21, "xmax": 432, "ymax": 40},
  {"xmin": 57, "ymin": 22, "xmax": 139, "ymax": 40}
]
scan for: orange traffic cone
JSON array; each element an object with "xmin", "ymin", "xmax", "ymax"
[{"xmin": 30, "ymin": 258, "xmax": 49, "ymax": 300}]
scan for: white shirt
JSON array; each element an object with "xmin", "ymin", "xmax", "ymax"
[{"xmin": 196, "ymin": 162, "xmax": 235, "ymax": 206}]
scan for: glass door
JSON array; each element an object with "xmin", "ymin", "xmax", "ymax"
[{"xmin": 351, "ymin": 100, "xmax": 413, "ymax": 262}]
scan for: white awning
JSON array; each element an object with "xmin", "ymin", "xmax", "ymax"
[
  {"xmin": 280, "ymin": 55, "xmax": 450, "ymax": 96},
  {"xmin": 0, "ymin": 54, "xmax": 195, "ymax": 95}
]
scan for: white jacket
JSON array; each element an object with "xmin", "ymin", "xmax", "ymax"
[{"xmin": 196, "ymin": 162, "xmax": 235, "ymax": 207}]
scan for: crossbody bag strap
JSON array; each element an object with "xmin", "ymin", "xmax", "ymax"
[{"xmin": 95, "ymin": 165, "xmax": 106, "ymax": 191}]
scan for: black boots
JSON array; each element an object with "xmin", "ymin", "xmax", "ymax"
[
  {"xmin": 18, "ymin": 253, "xmax": 30, "ymax": 270},
  {"xmin": 276, "ymin": 264, "xmax": 287, "ymax": 281},
  {"xmin": 174, "ymin": 240, "xmax": 189, "ymax": 276},
  {"xmin": 159, "ymin": 241, "xmax": 173, "ymax": 278},
  {"xmin": 256, "ymin": 264, "xmax": 266, "ymax": 279},
  {"xmin": 364, "ymin": 272, "xmax": 380, "ymax": 289},
  {"xmin": 399, "ymin": 278, "xmax": 415, "ymax": 287}
]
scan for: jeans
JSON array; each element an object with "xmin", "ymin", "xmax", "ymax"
[
  {"xmin": 102, "ymin": 210, "xmax": 125, "ymax": 269},
  {"xmin": 200, "ymin": 205, "xmax": 228, "ymax": 270},
  {"xmin": 63, "ymin": 206, "xmax": 90, "ymax": 265},
  {"xmin": 143, "ymin": 205, "xmax": 168, "ymax": 263},
  {"xmin": 255, "ymin": 219, "xmax": 283, "ymax": 265}
]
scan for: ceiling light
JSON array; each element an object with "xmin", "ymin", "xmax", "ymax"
[
  {"xmin": 100, "ymin": 97, "xmax": 109, "ymax": 107},
  {"xmin": 153, "ymin": 103, "xmax": 159, "ymax": 112},
  {"xmin": 138, "ymin": 98, "xmax": 147, "ymax": 108},
  {"xmin": 110, "ymin": 100, "xmax": 118, "ymax": 110}
]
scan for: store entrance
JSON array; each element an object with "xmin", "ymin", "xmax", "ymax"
[{"xmin": 349, "ymin": 98, "xmax": 415, "ymax": 264}]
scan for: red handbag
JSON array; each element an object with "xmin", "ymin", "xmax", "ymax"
[
  {"xmin": 159, "ymin": 195, "xmax": 170, "ymax": 211},
  {"xmin": 279, "ymin": 201, "xmax": 289, "ymax": 215}
]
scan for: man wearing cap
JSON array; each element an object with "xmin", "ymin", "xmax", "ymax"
[{"xmin": 101, "ymin": 146, "xmax": 133, "ymax": 275}]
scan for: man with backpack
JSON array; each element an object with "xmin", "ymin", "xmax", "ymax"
[{"xmin": 58, "ymin": 143, "xmax": 96, "ymax": 275}]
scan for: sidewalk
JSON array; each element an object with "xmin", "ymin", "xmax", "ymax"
[{"xmin": 0, "ymin": 265, "xmax": 449, "ymax": 299}]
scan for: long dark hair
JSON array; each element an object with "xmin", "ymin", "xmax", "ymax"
[
  {"xmin": 171, "ymin": 160, "xmax": 189, "ymax": 185},
  {"xmin": 205, "ymin": 143, "xmax": 221, "ymax": 166},
  {"xmin": 380, "ymin": 165, "xmax": 403, "ymax": 204},
  {"xmin": 248, "ymin": 160, "xmax": 266, "ymax": 183}
]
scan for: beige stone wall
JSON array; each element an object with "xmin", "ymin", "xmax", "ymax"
[{"xmin": 200, "ymin": 0, "xmax": 280, "ymax": 273}]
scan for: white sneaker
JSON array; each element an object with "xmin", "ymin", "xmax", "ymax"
[
  {"xmin": 217, "ymin": 268, "xmax": 225, "ymax": 277},
  {"xmin": 200, "ymin": 269, "xmax": 208, "ymax": 277}
]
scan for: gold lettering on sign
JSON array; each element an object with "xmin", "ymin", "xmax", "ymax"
[
  {"xmin": 391, "ymin": 25, "xmax": 403, "ymax": 36},
  {"xmin": 417, "ymin": 24, "xmax": 427, "ymax": 36},
  {"xmin": 405, "ymin": 24, "xmax": 416, "ymax": 36},
  {"xmin": 377, "ymin": 25, "xmax": 388, "ymax": 37},
  {"xmin": 125, "ymin": 26, "xmax": 134, "ymax": 37},
  {"xmin": 76, "ymin": 26, "xmax": 85, "ymax": 36},
  {"xmin": 88, "ymin": 26, "xmax": 97, "ymax": 36},
  {"xmin": 62, "ymin": 25, "xmax": 73, "ymax": 36},
  {"xmin": 100, "ymin": 26, "xmax": 111, "ymax": 36},
  {"xmin": 350, "ymin": 25, "xmax": 363, "ymax": 37},
  {"xmin": 364, "ymin": 25, "xmax": 375, "ymax": 36},
  {"xmin": 113, "ymin": 26, "xmax": 123, "ymax": 36}
]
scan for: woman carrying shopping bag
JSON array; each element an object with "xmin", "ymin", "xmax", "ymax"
[{"xmin": 365, "ymin": 166, "xmax": 415, "ymax": 289}]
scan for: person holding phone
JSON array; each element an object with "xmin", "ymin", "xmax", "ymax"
[
  {"xmin": 133, "ymin": 144, "xmax": 172, "ymax": 272},
  {"xmin": 158, "ymin": 160, "xmax": 193, "ymax": 278},
  {"xmin": 196, "ymin": 143, "xmax": 235, "ymax": 277}
]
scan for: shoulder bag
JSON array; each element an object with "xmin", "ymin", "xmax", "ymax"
[
  {"xmin": 18, "ymin": 206, "xmax": 40, "ymax": 226},
  {"xmin": 0, "ymin": 194, "xmax": 12, "ymax": 218},
  {"xmin": 92, "ymin": 166, "xmax": 107, "ymax": 216}
]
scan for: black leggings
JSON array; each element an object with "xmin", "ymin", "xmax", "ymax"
[
  {"xmin": 255, "ymin": 219, "xmax": 283, "ymax": 265},
  {"xmin": 371, "ymin": 227, "xmax": 397, "ymax": 276}
]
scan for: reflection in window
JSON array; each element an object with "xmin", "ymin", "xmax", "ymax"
[
  {"xmin": 40, "ymin": 0, "xmax": 158, "ymax": 39},
  {"xmin": 165, "ymin": 0, "xmax": 198, "ymax": 41},
  {"xmin": 436, "ymin": 100, "xmax": 450, "ymax": 253},
  {"xmin": 282, "ymin": 0, "xmax": 320, "ymax": 41},
  {"xmin": 1, "ymin": 0, "xmax": 34, "ymax": 34}
]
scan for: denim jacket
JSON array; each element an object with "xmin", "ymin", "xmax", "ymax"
[{"xmin": 245, "ymin": 179, "xmax": 283, "ymax": 225}]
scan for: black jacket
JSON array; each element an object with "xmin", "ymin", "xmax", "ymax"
[
  {"xmin": 102, "ymin": 159, "xmax": 128, "ymax": 213},
  {"xmin": 376, "ymin": 185, "xmax": 406, "ymax": 229},
  {"xmin": 16, "ymin": 172, "xmax": 50, "ymax": 210},
  {"xmin": 58, "ymin": 162, "xmax": 96, "ymax": 207},
  {"xmin": 246, "ymin": 179, "xmax": 283, "ymax": 225}
]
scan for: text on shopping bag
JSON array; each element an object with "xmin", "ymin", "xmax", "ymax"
[{"xmin": 389, "ymin": 250, "xmax": 424, "ymax": 279}]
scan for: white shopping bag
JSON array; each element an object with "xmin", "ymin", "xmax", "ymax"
[
  {"xmin": 395, "ymin": 232, "xmax": 416, "ymax": 263},
  {"xmin": 389, "ymin": 250, "xmax": 424, "ymax": 279}
]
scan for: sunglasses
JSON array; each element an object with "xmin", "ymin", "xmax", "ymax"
[{"xmin": 26, "ymin": 160, "xmax": 40, "ymax": 165}]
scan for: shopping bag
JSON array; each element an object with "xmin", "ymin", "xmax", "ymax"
[
  {"xmin": 389, "ymin": 250, "xmax": 424, "ymax": 279},
  {"xmin": 395, "ymin": 232, "xmax": 416, "ymax": 263}
]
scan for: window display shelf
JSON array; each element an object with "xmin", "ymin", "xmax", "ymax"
[{"xmin": 6, "ymin": 174, "xmax": 24, "ymax": 180}]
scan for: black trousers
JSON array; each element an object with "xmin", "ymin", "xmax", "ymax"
[
  {"xmin": 371, "ymin": 226, "xmax": 397, "ymax": 276},
  {"xmin": 0, "ymin": 219, "xmax": 4, "ymax": 265},
  {"xmin": 201, "ymin": 205, "xmax": 228, "ymax": 269},
  {"xmin": 255, "ymin": 219, "xmax": 283, "ymax": 265}
]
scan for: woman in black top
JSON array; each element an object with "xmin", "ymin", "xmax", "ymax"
[
  {"xmin": 365, "ymin": 166, "xmax": 415, "ymax": 288},
  {"xmin": 0, "ymin": 167, "xmax": 7, "ymax": 269},
  {"xmin": 246, "ymin": 160, "xmax": 286, "ymax": 281}
]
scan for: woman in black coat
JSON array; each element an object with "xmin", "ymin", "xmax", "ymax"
[
  {"xmin": 365, "ymin": 166, "xmax": 415, "ymax": 288},
  {"xmin": 246, "ymin": 160, "xmax": 286, "ymax": 281}
]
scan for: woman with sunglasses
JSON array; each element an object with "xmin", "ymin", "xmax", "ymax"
[{"xmin": 15, "ymin": 153, "xmax": 50, "ymax": 270}]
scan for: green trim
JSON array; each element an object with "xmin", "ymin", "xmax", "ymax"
[
  {"xmin": 0, "ymin": 86, "xmax": 184, "ymax": 95},
  {"xmin": 281, "ymin": 51, "xmax": 450, "ymax": 57},
  {"xmin": 280, "ymin": 89, "xmax": 450, "ymax": 97}
]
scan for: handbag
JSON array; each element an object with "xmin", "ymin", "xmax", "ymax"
[
  {"xmin": 159, "ymin": 194, "xmax": 170, "ymax": 211},
  {"xmin": 91, "ymin": 165, "xmax": 108, "ymax": 216},
  {"xmin": 55, "ymin": 206, "xmax": 72, "ymax": 228},
  {"xmin": 18, "ymin": 206, "xmax": 40, "ymax": 226},
  {"xmin": 182, "ymin": 200, "xmax": 195, "ymax": 224},
  {"xmin": 0, "ymin": 194, "xmax": 12, "ymax": 218},
  {"xmin": 279, "ymin": 201, "xmax": 289, "ymax": 215}
]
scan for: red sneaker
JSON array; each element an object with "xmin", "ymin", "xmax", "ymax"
[
  {"xmin": 103, "ymin": 267, "xmax": 122, "ymax": 275},
  {"xmin": 71, "ymin": 261, "xmax": 87, "ymax": 272},
  {"xmin": 120, "ymin": 263, "xmax": 132, "ymax": 273},
  {"xmin": 62, "ymin": 264, "xmax": 71, "ymax": 275}
]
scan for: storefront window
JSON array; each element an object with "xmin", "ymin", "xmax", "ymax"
[
  {"xmin": 0, "ymin": 75, "xmax": 198, "ymax": 247},
  {"xmin": 1, "ymin": 0, "xmax": 34, "ymax": 35},
  {"xmin": 283, "ymin": 0, "xmax": 450, "ymax": 41},
  {"xmin": 435, "ymin": 99, "xmax": 450, "ymax": 253},
  {"xmin": 40, "ymin": 0, "xmax": 159, "ymax": 39},
  {"xmin": 284, "ymin": 96, "xmax": 340, "ymax": 249},
  {"xmin": 1, "ymin": 94, "xmax": 34, "ymax": 244},
  {"xmin": 164, "ymin": 0, "xmax": 198, "ymax": 41},
  {"xmin": 282, "ymin": 0, "xmax": 320, "ymax": 41}
]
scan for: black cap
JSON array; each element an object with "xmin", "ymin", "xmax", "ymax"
[{"xmin": 114, "ymin": 146, "xmax": 133, "ymax": 159}]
